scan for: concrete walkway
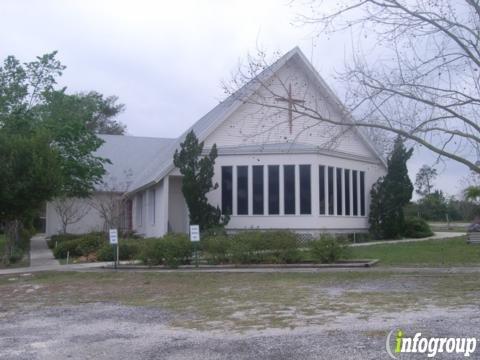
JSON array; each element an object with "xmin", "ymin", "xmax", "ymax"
[
  {"xmin": 351, "ymin": 231, "xmax": 465, "ymax": 247},
  {"xmin": 29, "ymin": 234, "xmax": 60, "ymax": 267}
]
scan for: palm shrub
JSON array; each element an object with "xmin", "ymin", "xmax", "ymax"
[{"xmin": 309, "ymin": 235, "xmax": 350, "ymax": 264}]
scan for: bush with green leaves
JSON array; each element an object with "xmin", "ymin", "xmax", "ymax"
[
  {"xmin": 96, "ymin": 239, "xmax": 142, "ymax": 261},
  {"xmin": 52, "ymin": 233, "xmax": 106, "ymax": 259},
  {"xmin": 201, "ymin": 235, "xmax": 230, "ymax": 264},
  {"xmin": 53, "ymin": 239, "xmax": 82, "ymax": 258},
  {"xmin": 140, "ymin": 234, "xmax": 192, "ymax": 268},
  {"xmin": 74, "ymin": 233, "xmax": 105, "ymax": 256},
  {"xmin": 403, "ymin": 217, "xmax": 433, "ymax": 238},
  {"xmin": 309, "ymin": 235, "xmax": 350, "ymax": 264},
  {"xmin": 48, "ymin": 233, "xmax": 82, "ymax": 249},
  {"xmin": 228, "ymin": 230, "xmax": 301, "ymax": 264}
]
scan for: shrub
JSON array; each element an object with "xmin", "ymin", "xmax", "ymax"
[
  {"xmin": 96, "ymin": 239, "xmax": 142, "ymax": 261},
  {"xmin": 262, "ymin": 231, "xmax": 301, "ymax": 263},
  {"xmin": 74, "ymin": 234, "xmax": 105, "ymax": 256},
  {"xmin": 48, "ymin": 233, "xmax": 81, "ymax": 249},
  {"xmin": 53, "ymin": 239, "xmax": 82, "ymax": 258},
  {"xmin": 52, "ymin": 233, "xmax": 106, "ymax": 259},
  {"xmin": 227, "ymin": 231, "xmax": 301, "ymax": 264},
  {"xmin": 140, "ymin": 234, "xmax": 192, "ymax": 268},
  {"xmin": 229, "ymin": 231, "xmax": 265, "ymax": 264},
  {"xmin": 309, "ymin": 235, "xmax": 350, "ymax": 264},
  {"xmin": 201, "ymin": 235, "xmax": 230, "ymax": 264},
  {"xmin": 9, "ymin": 248, "xmax": 24, "ymax": 263},
  {"xmin": 403, "ymin": 217, "xmax": 433, "ymax": 238}
]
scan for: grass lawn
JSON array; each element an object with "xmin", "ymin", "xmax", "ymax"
[
  {"xmin": 347, "ymin": 236, "xmax": 480, "ymax": 266},
  {"xmin": 1, "ymin": 270, "xmax": 479, "ymax": 331}
]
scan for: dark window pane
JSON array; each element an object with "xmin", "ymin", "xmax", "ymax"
[
  {"xmin": 344, "ymin": 169, "xmax": 350, "ymax": 216},
  {"xmin": 360, "ymin": 171, "xmax": 366, "ymax": 216},
  {"xmin": 300, "ymin": 165, "xmax": 311, "ymax": 214},
  {"xmin": 221, "ymin": 166, "xmax": 232, "ymax": 215},
  {"xmin": 237, "ymin": 166, "xmax": 248, "ymax": 215},
  {"xmin": 352, "ymin": 170, "xmax": 358, "ymax": 216},
  {"xmin": 319, "ymin": 166, "xmax": 325, "ymax": 215},
  {"xmin": 253, "ymin": 166, "xmax": 264, "ymax": 215},
  {"xmin": 328, "ymin": 166, "xmax": 334, "ymax": 215},
  {"xmin": 336, "ymin": 168, "xmax": 342, "ymax": 215},
  {"xmin": 284, "ymin": 165, "xmax": 295, "ymax": 215},
  {"xmin": 268, "ymin": 165, "xmax": 279, "ymax": 215}
]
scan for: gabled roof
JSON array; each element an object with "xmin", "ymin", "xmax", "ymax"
[
  {"xmin": 127, "ymin": 47, "xmax": 386, "ymax": 194},
  {"xmin": 95, "ymin": 134, "xmax": 174, "ymax": 191}
]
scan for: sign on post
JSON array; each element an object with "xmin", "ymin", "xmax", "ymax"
[
  {"xmin": 109, "ymin": 229, "xmax": 118, "ymax": 245},
  {"xmin": 190, "ymin": 225, "xmax": 200, "ymax": 242}
]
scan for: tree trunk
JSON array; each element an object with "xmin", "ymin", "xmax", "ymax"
[{"xmin": 3, "ymin": 219, "xmax": 19, "ymax": 265}]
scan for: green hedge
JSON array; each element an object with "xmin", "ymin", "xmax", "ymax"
[
  {"xmin": 48, "ymin": 233, "xmax": 82, "ymax": 249},
  {"xmin": 97, "ymin": 240, "xmax": 142, "ymax": 261},
  {"xmin": 201, "ymin": 230, "xmax": 301, "ymax": 265},
  {"xmin": 403, "ymin": 217, "xmax": 434, "ymax": 238},
  {"xmin": 309, "ymin": 235, "xmax": 350, "ymax": 264},
  {"xmin": 139, "ymin": 234, "xmax": 192, "ymax": 268},
  {"xmin": 52, "ymin": 233, "xmax": 106, "ymax": 259}
]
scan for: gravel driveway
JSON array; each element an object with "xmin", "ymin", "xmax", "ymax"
[{"xmin": 1, "ymin": 303, "xmax": 479, "ymax": 359}]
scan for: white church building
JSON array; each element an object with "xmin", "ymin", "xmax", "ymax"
[{"xmin": 45, "ymin": 47, "xmax": 387, "ymax": 237}]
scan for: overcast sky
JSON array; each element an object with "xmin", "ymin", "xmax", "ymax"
[{"xmin": 0, "ymin": 0, "xmax": 469, "ymax": 198}]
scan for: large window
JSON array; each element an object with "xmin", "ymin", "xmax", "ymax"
[
  {"xmin": 300, "ymin": 165, "xmax": 311, "ymax": 214},
  {"xmin": 268, "ymin": 165, "xmax": 280, "ymax": 215},
  {"xmin": 237, "ymin": 166, "xmax": 248, "ymax": 215},
  {"xmin": 319, "ymin": 166, "xmax": 325, "ymax": 215},
  {"xmin": 253, "ymin": 165, "xmax": 264, "ymax": 215},
  {"xmin": 360, "ymin": 171, "xmax": 366, "ymax": 216},
  {"xmin": 221, "ymin": 166, "xmax": 233, "ymax": 215},
  {"xmin": 344, "ymin": 169, "xmax": 350, "ymax": 216},
  {"xmin": 328, "ymin": 166, "xmax": 334, "ymax": 215},
  {"xmin": 352, "ymin": 170, "xmax": 358, "ymax": 216},
  {"xmin": 336, "ymin": 168, "xmax": 342, "ymax": 215},
  {"xmin": 284, "ymin": 165, "xmax": 295, "ymax": 215}
]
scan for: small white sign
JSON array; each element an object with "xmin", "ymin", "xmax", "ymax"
[
  {"xmin": 189, "ymin": 225, "xmax": 200, "ymax": 242},
  {"xmin": 109, "ymin": 229, "xmax": 118, "ymax": 245}
]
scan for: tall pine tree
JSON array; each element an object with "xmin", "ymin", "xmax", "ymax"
[
  {"xmin": 173, "ymin": 130, "xmax": 228, "ymax": 231},
  {"xmin": 369, "ymin": 136, "xmax": 413, "ymax": 239}
]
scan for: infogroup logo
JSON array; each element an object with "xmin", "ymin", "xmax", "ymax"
[{"xmin": 386, "ymin": 329, "xmax": 477, "ymax": 358}]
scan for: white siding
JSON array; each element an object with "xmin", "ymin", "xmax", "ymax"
[{"xmin": 204, "ymin": 59, "xmax": 377, "ymax": 160}]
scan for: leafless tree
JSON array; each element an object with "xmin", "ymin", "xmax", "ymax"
[
  {"xmin": 224, "ymin": 1, "xmax": 480, "ymax": 173},
  {"xmin": 53, "ymin": 197, "xmax": 90, "ymax": 234},
  {"xmin": 88, "ymin": 170, "xmax": 133, "ymax": 232}
]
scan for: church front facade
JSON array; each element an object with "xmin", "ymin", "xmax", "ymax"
[
  {"xmin": 128, "ymin": 47, "xmax": 387, "ymax": 237},
  {"xmin": 45, "ymin": 47, "xmax": 387, "ymax": 237}
]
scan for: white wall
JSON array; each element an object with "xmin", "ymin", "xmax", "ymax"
[
  {"xmin": 205, "ymin": 58, "xmax": 377, "ymax": 160},
  {"xmin": 46, "ymin": 196, "xmax": 104, "ymax": 236},
  {"xmin": 132, "ymin": 178, "xmax": 169, "ymax": 237},
  {"xmin": 168, "ymin": 176, "xmax": 189, "ymax": 233}
]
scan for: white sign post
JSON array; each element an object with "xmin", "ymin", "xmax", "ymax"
[
  {"xmin": 109, "ymin": 229, "xmax": 119, "ymax": 268},
  {"xmin": 189, "ymin": 225, "xmax": 200, "ymax": 268},
  {"xmin": 189, "ymin": 225, "xmax": 200, "ymax": 242}
]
